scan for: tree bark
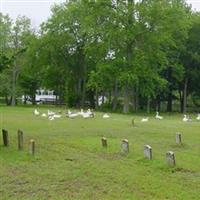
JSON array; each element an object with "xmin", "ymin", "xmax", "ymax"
[
  {"xmin": 167, "ymin": 67, "xmax": 173, "ymax": 112},
  {"xmin": 102, "ymin": 91, "xmax": 105, "ymax": 105},
  {"xmin": 80, "ymin": 60, "xmax": 87, "ymax": 108},
  {"xmin": 112, "ymin": 80, "xmax": 118, "ymax": 111},
  {"xmin": 134, "ymin": 86, "xmax": 139, "ymax": 112},
  {"xmin": 167, "ymin": 90, "xmax": 172, "ymax": 112},
  {"xmin": 5, "ymin": 95, "xmax": 9, "ymax": 105},
  {"xmin": 31, "ymin": 94, "xmax": 36, "ymax": 105},
  {"xmin": 147, "ymin": 97, "xmax": 150, "ymax": 114},
  {"xmin": 123, "ymin": 86, "xmax": 129, "ymax": 113},
  {"xmin": 179, "ymin": 87, "xmax": 184, "ymax": 113},
  {"xmin": 11, "ymin": 60, "xmax": 17, "ymax": 106},
  {"xmin": 183, "ymin": 77, "xmax": 188, "ymax": 113},
  {"xmin": 156, "ymin": 95, "xmax": 161, "ymax": 112},
  {"xmin": 95, "ymin": 88, "xmax": 99, "ymax": 109}
]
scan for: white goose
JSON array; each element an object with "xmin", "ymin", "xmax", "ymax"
[
  {"xmin": 103, "ymin": 113, "xmax": 110, "ymax": 118},
  {"xmin": 87, "ymin": 109, "xmax": 95, "ymax": 118},
  {"xmin": 78, "ymin": 109, "xmax": 84, "ymax": 116},
  {"xmin": 155, "ymin": 112, "xmax": 163, "ymax": 120},
  {"xmin": 41, "ymin": 113, "xmax": 47, "ymax": 117},
  {"xmin": 67, "ymin": 110, "xmax": 79, "ymax": 118},
  {"xmin": 196, "ymin": 113, "xmax": 200, "ymax": 121},
  {"xmin": 183, "ymin": 114, "xmax": 189, "ymax": 122},
  {"xmin": 82, "ymin": 112, "xmax": 91, "ymax": 119},
  {"xmin": 34, "ymin": 109, "xmax": 40, "ymax": 116},
  {"xmin": 49, "ymin": 115, "xmax": 55, "ymax": 121},
  {"xmin": 48, "ymin": 110, "xmax": 55, "ymax": 117},
  {"xmin": 53, "ymin": 114, "xmax": 62, "ymax": 118},
  {"xmin": 141, "ymin": 117, "xmax": 149, "ymax": 122}
]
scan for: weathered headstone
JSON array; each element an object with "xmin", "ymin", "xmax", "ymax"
[
  {"xmin": 166, "ymin": 151, "xmax": 176, "ymax": 167},
  {"xmin": 2, "ymin": 129, "xmax": 9, "ymax": 146},
  {"xmin": 101, "ymin": 137, "xmax": 107, "ymax": 147},
  {"xmin": 121, "ymin": 139, "xmax": 129, "ymax": 153},
  {"xmin": 29, "ymin": 139, "xmax": 35, "ymax": 155},
  {"xmin": 176, "ymin": 133, "xmax": 182, "ymax": 145},
  {"xmin": 144, "ymin": 145, "xmax": 152, "ymax": 160},
  {"xmin": 17, "ymin": 129, "xmax": 23, "ymax": 150}
]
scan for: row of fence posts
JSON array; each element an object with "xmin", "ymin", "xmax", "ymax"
[
  {"xmin": 101, "ymin": 133, "xmax": 182, "ymax": 167},
  {"xmin": 2, "ymin": 129, "xmax": 35, "ymax": 155}
]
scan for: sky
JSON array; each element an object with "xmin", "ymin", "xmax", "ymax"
[{"xmin": 1, "ymin": 0, "xmax": 200, "ymax": 29}]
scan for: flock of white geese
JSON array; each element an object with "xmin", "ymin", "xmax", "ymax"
[
  {"xmin": 34, "ymin": 109, "xmax": 110, "ymax": 120},
  {"xmin": 141, "ymin": 112, "xmax": 200, "ymax": 122},
  {"xmin": 34, "ymin": 109, "xmax": 200, "ymax": 122}
]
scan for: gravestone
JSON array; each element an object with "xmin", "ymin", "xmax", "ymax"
[
  {"xmin": 176, "ymin": 133, "xmax": 182, "ymax": 145},
  {"xmin": 2, "ymin": 129, "xmax": 9, "ymax": 146},
  {"xmin": 121, "ymin": 139, "xmax": 129, "ymax": 153},
  {"xmin": 29, "ymin": 139, "xmax": 35, "ymax": 155},
  {"xmin": 17, "ymin": 129, "xmax": 23, "ymax": 150},
  {"xmin": 101, "ymin": 137, "xmax": 107, "ymax": 147},
  {"xmin": 166, "ymin": 151, "xmax": 176, "ymax": 167},
  {"xmin": 144, "ymin": 145, "xmax": 152, "ymax": 160}
]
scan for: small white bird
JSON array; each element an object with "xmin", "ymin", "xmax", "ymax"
[
  {"xmin": 196, "ymin": 113, "xmax": 200, "ymax": 121},
  {"xmin": 49, "ymin": 115, "xmax": 55, "ymax": 121},
  {"xmin": 68, "ymin": 113, "xmax": 79, "ymax": 118},
  {"xmin": 155, "ymin": 112, "xmax": 163, "ymax": 120},
  {"xmin": 141, "ymin": 117, "xmax": 149, "ymax": 122},
  {"xmin": 41, "ymin": 113, "xmax": 47, "ymax": 117},
  {"xmin": 103, "ymin": 113, "xmax": 110, "ymax": 118},
  {"xmin": 82, "ymin": 112, "xmax": 91, "ymax": 119},
  {"xmin": 183, "ymin": 114, "xmax": 188, "ymax": 122},
  {"xmin": 182, "ymin": 114, "xmax": 192, "ymax": 122},
  {"xmin": 48, "ymin": 110, "xmax": 55, "ymax": 116},
  {"xmin": 34, "ymin": 109, "xmax": 40, "ymax": 116},
  {"xmin": 67, "ymin": 110, "xmax": 79, "ymax": 118},
  {"xmin": 67, "ymin": 110, "xmax": 72, "ymax": 115},
  {"xmin": 78, "ymin": 109, "xmax": 84, "ymax": 116},
  {"xmin": 53, "ymin": 114, "xmax": 61, "ymax": 118},
  {"xmin": 87, "ymin": 109, "xmax": 95, "ymax": 118}
]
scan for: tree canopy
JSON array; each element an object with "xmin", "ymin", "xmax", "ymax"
[{"xmin": 0, "ymin": 0, "xmax": 199, "ymax": 113}]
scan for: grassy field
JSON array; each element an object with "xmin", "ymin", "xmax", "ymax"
[{"xmin": 0, "ymin": 106, "xmax": 200, "ymax": 200}]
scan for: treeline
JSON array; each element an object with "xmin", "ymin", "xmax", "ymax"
[{"xmin": 0, "ymin": 0, "xmax": 200, "ymax": 113}]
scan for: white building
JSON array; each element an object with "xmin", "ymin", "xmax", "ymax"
[
  {"xmin": 22, "ymin": 88, "xmax": 57, "ymax": 104},
  {"xmin": 35, "ymin": 89, "xmax": 57, "ymax": 103}
]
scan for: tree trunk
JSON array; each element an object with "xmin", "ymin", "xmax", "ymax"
[
  {"xmin": 81, "ymin": 77, "xmax": 86, "ymax": 108},
  {"xmin": 156, "ymin": 95, "xmax": 161, "ymax": 112},
  {"xmin": 95, "ymin": 88, "xmax": 99, "ymax": 109},
  {"xmin": 11, "ymin": 61, "xmax": 17, "ymax": 106},
  {"xmin": 167, "ymin": 67, "xmax": 173, "ymax": 112},
  {"xmin": 183, "ymin": 77, "xmax": 188, "ymax": 113},
  {"xmin": 123, "ymin": 86, "xmax": 129, "ymax": 113},
  {"xmin": 31, "ymin": 94, "xmax": 36, "ymax": 105},
  {"xmin": 88, "ymin": 90, "xmax": 95, "ymax": 109},
  {"xmin": 179, "ymin": 88, "xmax": 184, "ymax": 113},
  {"xmin": 167, "ymin": 91, "xmax": 172, "ymax": 112},
  {"xmin": 134, "ymin": 86, "xmax": 139, "ymax": 112},
  {"xmin": 102, "ymin": 91, "xmax": 105, "ymax": 105},
  {"xmin": 112, "ymin": 80, "xmax": 118, "ymax": 111},
  {"xmin": 147, "ymin": 97, "xmax": 150, "ymax": 114},
  {"xmin": 78, "ymin": 78, "xmax": 82, "ymax": 94},
  {"xmin": 5, "ymin": 95, "xmax": 9, "ymax": 105}
]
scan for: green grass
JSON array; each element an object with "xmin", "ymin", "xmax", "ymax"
[{"xmin": 0, "ymin": 106, "xmax": 200, "ymax": 200}]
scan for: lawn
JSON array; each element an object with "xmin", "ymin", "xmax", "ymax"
[{"xmin": 0, "ymin": 106, "xmax": 200, "ymax": 200}]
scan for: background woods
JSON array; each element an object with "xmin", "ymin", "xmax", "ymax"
[{"xmin": 0, "ymin": 0, "xmax": 200, "ymax": 113}]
